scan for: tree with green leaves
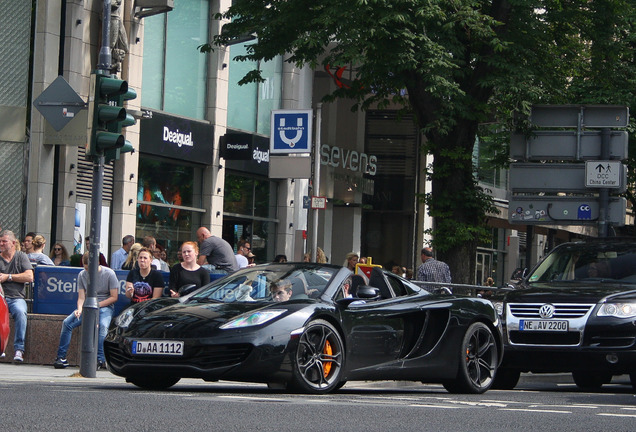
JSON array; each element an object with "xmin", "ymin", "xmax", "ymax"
[{"xmin": 201, "ymin": 0, "xmax": 636, "ymax": 283}]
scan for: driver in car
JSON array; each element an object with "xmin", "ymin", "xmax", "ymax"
[{"xmin": 270, "ymin": 279, "xmax": 292, "ymax": 302}]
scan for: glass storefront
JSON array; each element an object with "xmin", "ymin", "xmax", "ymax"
[
  {"xmin": 223, "ymin": 172, "xmax": 278, "ymax": 264},
  {"xmin": 136, "ymin": 157, "xmax": 204, "ymax": 265}
]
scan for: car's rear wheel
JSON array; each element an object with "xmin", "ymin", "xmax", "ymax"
[
  {"xmin": 443, "ymin": 322, "xmax": 498, "ymax": 394},
  {"xmin": 289, "ymin": 319, "xmax": 344, "ymax": 394},
  {"xmin": 127, "ymin": 374, "xmax": 180, "ymax": 390},
  {"xmin": 491, "ymin": 368, "xmax": 521, "ymax": 390},
  {"xmin": 572, "ymin": 371, "xmax": 612, "ymax": 390}
]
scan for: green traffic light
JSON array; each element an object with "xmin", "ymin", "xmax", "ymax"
[
  {"xmin": 95, "ymin": 131, "xmax": 125, "ymax": 150},
  {"xmin": 99, "ymin": 77, "xmax": 128, "ymax": 97},
  {"xmin": 86, "ymin": 72, "xmax": 137, "ymax": 160},
  {"xmin": 97, "ymin": 105, "xmax": 126, "ymax": 124}
]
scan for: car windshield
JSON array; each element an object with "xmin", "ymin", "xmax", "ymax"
[
  {"xmin": 184, "ymin": 264, "xmax": 339, "ymax": 303},
  {"xmin": 528, "ymin": 241, "xmax": 636, "ymax": 285}
]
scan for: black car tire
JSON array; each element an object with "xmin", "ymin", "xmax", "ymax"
[
  {"xmin": 629, "ymin": 372, "xmax": 636, "ymax": 392},
  {"xmin": 491, "ymin": 368, "xmax": 521, "ymax": 390},
  {"xmin": 127, "ymin": 374, "xmax": 181, "ymax": 390},
  {"xmin": 572, "ymin": 371, "xmax": 612, "ymax": 390},
  {"xmin": 289, "ymin": 319, "xmax": 344, "ymax": 394},
  {"xmin": 443, "ymin": 322, "xmax": 498, "ymax": 394}
]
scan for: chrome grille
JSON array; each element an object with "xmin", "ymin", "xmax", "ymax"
[{"xmin": 508, "ymin": 303, "xmax": 594, "ymax": 319}]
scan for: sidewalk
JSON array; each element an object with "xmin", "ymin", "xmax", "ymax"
[
  {"xmin": 0, "ymin": 362, "xmax": 121, "ymax": 383},
  {"xmin": 0, "ymin": 362, "xmax": 431, "ymax": 390}
]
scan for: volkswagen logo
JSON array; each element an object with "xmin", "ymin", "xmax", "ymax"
[{"xmin": 539, "ymin": 304, "xmax": 556, "ymax": 318}]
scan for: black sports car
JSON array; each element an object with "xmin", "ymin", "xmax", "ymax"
[
  {"xmin": 492, "ymin": 238, "xmax": 636, "ymax": 390},
  {"xmin": 104, "ymin": 263, "xmax": 502, "ymax": 394}
]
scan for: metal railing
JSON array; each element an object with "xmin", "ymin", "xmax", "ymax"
[{"xmin": 410, "ymin": 280, "xmax": 511, "ymax": 298}]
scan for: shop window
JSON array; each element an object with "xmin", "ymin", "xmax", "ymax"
[
  {"xmin": 223, "ymin": 173, "xmax": 278, "ymax": 262},
  {"xmin": 136, "ymin": 158, "xmax": 203, "ymax": 264}
]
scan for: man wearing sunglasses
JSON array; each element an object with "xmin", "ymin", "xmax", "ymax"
[{"xmin": 235, "ymin": 240, "xmax": 251, "ymax": 269}]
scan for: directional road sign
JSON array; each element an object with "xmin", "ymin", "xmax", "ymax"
[
  {"xmin": 510, "ymin": 130, "xmax": 628, "ymax": 161},
  {"xmin": 585, "ymin": 161, "xmax": 623, "ymax": 188},
  {"xmin": 509, "ymin": 196, "xmax": 626, "ymax": 226},
  {"xmin": 530, "ymin": 105, "xmax": 629, "ymax": 128},
  {"xmin": 33, "ymin": 76, "xmax": 86, "ymax": 131},
  {"xmin": 509, "ymin": 162, "xmax": 626, "ymax": 193}
]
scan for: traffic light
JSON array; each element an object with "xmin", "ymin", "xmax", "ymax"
[
  {"xmin": 105, "ymin": 86, "xmax": 137, "ymax": 162},
  {"xmin": 86, "ymin": 73, "xmax": 137, "ymax": 161}
]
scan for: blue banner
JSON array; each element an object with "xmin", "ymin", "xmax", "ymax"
[
  {"xmin": 32, "ymin": 266, "xmax": 170, "ymax": 315},
  {"xmin": 33, "ymin": 266, "xmax": 226, "ymax": 315}
]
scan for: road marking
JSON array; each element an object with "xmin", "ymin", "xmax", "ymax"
[
  {"xmin": 597, "ymin": 413, "xmax": 636, "ymax": 418},
  {"xmin": 409, "ymin": 404, "xmax": 461, "ymax": 409},
  {"xmin": 500, "ymin": 408, "xmax": 572, "ymax": 414}
]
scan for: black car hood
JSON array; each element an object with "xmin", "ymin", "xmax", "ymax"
[
  {"xmin": 126, "ymin": 299, "xmax": 300, "ymax": 338},
  {"xmin": 503, "ymin": 282, "xmax": 636, "ymax": 304}
]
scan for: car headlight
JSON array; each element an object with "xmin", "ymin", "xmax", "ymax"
[
  {"xmin": 115, "ymin": 308, "xmax": 135, "ymax": 328},
  {"xmin": 597, "ymin": 302, "xmax": 636, "ymax": 318},
  {"xmin": 220, "ymin": 309, "xmax": 286, "ymax": 329},
  {"xmin": 491, "ymin": 301, "xmax": 504, "ymax": 316}
]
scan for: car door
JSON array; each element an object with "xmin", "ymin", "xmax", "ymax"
[{"xmin": 341, "ymin": 270, "xmax": 422, "ymax": 373}]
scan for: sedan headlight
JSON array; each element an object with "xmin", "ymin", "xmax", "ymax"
[
  {"xmin": 115, "ymin": 308, "xmax": 135, "ymax": 328},
  {"xmin": 220, "ymin": 309, "xmax": 286, "ymax": 329},
  {"xmin": 491, "ymin": 301, "xmax": 504, "ymax": 316},
  {"xmin": 597, "ymin": 302, "xmax": 636, "ymax": 318}
]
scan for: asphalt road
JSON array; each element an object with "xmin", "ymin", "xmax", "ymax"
[{"xmin": 0, "ymin": 365, "xmax": 634, "ymax": 432}]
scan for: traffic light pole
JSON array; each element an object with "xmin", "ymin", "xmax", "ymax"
[{"xmin": 80, "ymin": 0, "xmax": 112, "ymax": 378}]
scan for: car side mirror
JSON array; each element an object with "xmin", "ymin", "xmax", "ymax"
[
  {"xmin": 356, "ymin": 285, "xmax": 380, "ymax": 299},
  {"xmin": 178, "ymin": 284, "xmax": 198, "ymax": 296}
]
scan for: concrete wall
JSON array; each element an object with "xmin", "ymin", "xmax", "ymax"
[{"xmin": 1, "ymin": 315, "xmax": 81, "ymax": 366}]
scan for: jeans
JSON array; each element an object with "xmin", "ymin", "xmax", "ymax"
[
  {"xmin": 6, "ymin": 298, "xmax": 27, "ymax": 352},
  {"xmin": 56, "ymin": 305, "xmax": 114, "ymax": 362}
]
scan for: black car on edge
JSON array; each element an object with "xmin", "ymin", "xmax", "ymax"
[
  {"xmin": 105, "ymin": 263, "xmax": 502, "ymax": 394},
  {"xmin": 492, "ymin": 238, "xmax": 636, "ymax": 390}
]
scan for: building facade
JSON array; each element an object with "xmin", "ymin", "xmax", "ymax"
[{"xmin": 2, "ymin": 0, "xmax": 610, "ymax": 286}]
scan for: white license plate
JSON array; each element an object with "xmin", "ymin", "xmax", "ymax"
[
  {"xmin": 132, "ymin": 340, "xmax": 184, "ymax": 356},
  {"xmin": 519, "ymin": 320, "xmax": 568, "ymax": 331}
]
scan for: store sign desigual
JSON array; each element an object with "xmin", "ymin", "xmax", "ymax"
[{"xmin": 140, "ymin": 110, "xmax": 214, "ymax": 164}]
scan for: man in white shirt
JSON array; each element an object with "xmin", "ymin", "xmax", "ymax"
[{"xmin": 235, "ymin": 240, "xmax": 251, "ymax": 269}]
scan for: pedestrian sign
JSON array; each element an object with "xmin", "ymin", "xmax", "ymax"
[
  {"xmin": 270, "ymin": 109, "xmax": 313, "ymax": 154},
  {"xmin": 585, "ymin": 161, "xmax": 623, "ymax": 188}
]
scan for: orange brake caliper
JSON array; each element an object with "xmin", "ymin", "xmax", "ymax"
[{"xmin": 323, "ymin": 340, "xmax": 333, "ymax": 377}]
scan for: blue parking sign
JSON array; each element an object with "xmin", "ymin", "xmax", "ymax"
[{"xmin": 270, "ymin": 110, "xmax": 313, "ymax": 154}]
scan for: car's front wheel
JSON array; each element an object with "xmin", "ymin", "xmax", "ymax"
[
  {"xmin": 443, "ymin": 322, "xmax": 498, "ymax": 394},
  {"xmin": 629, "ymin": 371, "xmax": 636, "ymax": 392},
  {"xmin": 289, "ymin": 319, "xmax": 344, "ymax": 394},
  {"xmin": 127, "ymin": 374, "xmax": 180, "ymax": 390},
  {"xmin": 572, "ymin": 371, "xmax": 612, "ymax": 390},
  {"xmin": 491, "ymin": 368, "xmax": 521, "ymax": 390}
]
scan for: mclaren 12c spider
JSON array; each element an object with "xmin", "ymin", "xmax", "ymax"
[{"xmin": 104, "ymin": 263, "xmax": 502, "ymax": 394}]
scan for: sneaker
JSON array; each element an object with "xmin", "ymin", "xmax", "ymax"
[
  {"xmin": 0, "ymin": 352, "xmax": 5, "ymax": 358},
  {"xmin": 97, "ymin": 361, "xmax": 107, "ymax": 371},
  {"xmin": 13, "ymin": 350, "xmax": 23, "ymax": 362},
  {"xmin": 53, "ymin": 357, "xmax": 69, "ymax": 369}
]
